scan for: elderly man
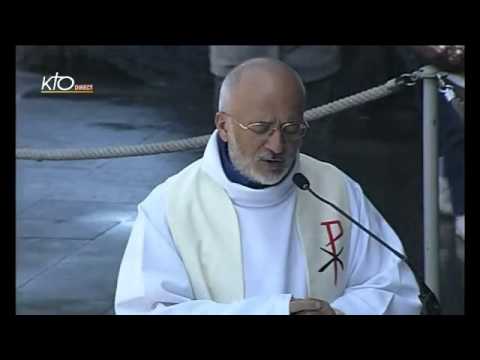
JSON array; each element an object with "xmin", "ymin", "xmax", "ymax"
[{"xmin": 115, "ymin": 58, "xmax": 422, "ymax": 315}]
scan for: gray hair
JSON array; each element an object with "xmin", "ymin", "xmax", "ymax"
[{"xmin": 218, "ymin": 57, "xmax": 306, "ymax": 112}]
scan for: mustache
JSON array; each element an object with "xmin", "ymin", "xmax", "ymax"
[{"xmin": 256, "ymin": 152, "xmax": 292, "ymax": 162}]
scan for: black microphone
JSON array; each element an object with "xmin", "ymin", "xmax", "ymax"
[{"xmin": 293, "ymin": 172, "xmax": 441, "ymax": 315}]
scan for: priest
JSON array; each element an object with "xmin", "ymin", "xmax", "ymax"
[{"xmin": 115, "ymin": 58, "xmax": 422, "ymax": 315}]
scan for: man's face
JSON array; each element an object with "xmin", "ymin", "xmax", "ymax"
[{"xmin": 217, "ymin": 69, "xmax": 305, "ymax": 185}]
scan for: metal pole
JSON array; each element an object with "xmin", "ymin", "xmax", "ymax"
[{"xmin": 422, "ymin": 66, "xmax": 440, "ymax": 298}]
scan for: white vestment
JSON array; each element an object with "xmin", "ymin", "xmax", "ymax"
[{"xmin": 115, "ymin": 131, "xmax": 422, "ymax": 315}]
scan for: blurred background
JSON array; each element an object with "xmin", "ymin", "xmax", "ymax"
[{"xmin": 15, "ymin": 45, "xmax": 464, "ymax": 314}]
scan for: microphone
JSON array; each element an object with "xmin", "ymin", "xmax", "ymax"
[{"xmin": 293, "ymin": 172, "xmax": 441, "ymax": 315}]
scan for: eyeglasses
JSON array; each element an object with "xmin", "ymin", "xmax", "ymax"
[{"xmin": 220, "ymin": 111, "xmax": 309, "ymax": 140}]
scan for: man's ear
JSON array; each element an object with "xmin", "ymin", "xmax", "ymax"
[{"xmin": 215, "ymin": 112, "xmax": 229, "ymax": 142}]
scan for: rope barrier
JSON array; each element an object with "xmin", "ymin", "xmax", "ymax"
[{"xmin": 16, "ymin": 74, "xmax": 409, "ymax": 161}]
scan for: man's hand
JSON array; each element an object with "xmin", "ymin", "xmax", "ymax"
[
  {"xmin": 410, "ymin": 45, "xmax": 464, "ymax": 73},
  {"xmin": 289, "ymin": 297, "xmax": 337, "ymax": 315}
]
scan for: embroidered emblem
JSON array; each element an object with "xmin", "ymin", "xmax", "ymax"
[{"xmin": 319, "ymin": 220, "xmax": 344, "ymax": 285}]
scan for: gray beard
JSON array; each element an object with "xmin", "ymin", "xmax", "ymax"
[{"xmin": 227, "ymin": 134, "xmax": 296, "ymax": 185}]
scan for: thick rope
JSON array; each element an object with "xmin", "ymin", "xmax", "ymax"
[
  {"xmin": 16, "ymin": 135, "xmax": 211, "ymax": 161},
  {"xmin": 303, "ymin": 79, "xmax": 399, "ymax": 121},
  {"xmin": 16, "ymin": 78, "xmax": 402, "ymax": 161}
]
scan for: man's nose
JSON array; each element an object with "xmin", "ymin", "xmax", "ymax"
[{"xmin": 264, "ymin": 129, "xmax": 285, "ymax": 155}]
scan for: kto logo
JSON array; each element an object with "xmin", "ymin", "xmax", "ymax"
[{"xmin": 41, "ymin": 72, "xmax": 94, "ymax": 94}]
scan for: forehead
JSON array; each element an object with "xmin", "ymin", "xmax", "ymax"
[{"xmin": 229, "ymin": 68, "xmax": 305, "ymax": 118}]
